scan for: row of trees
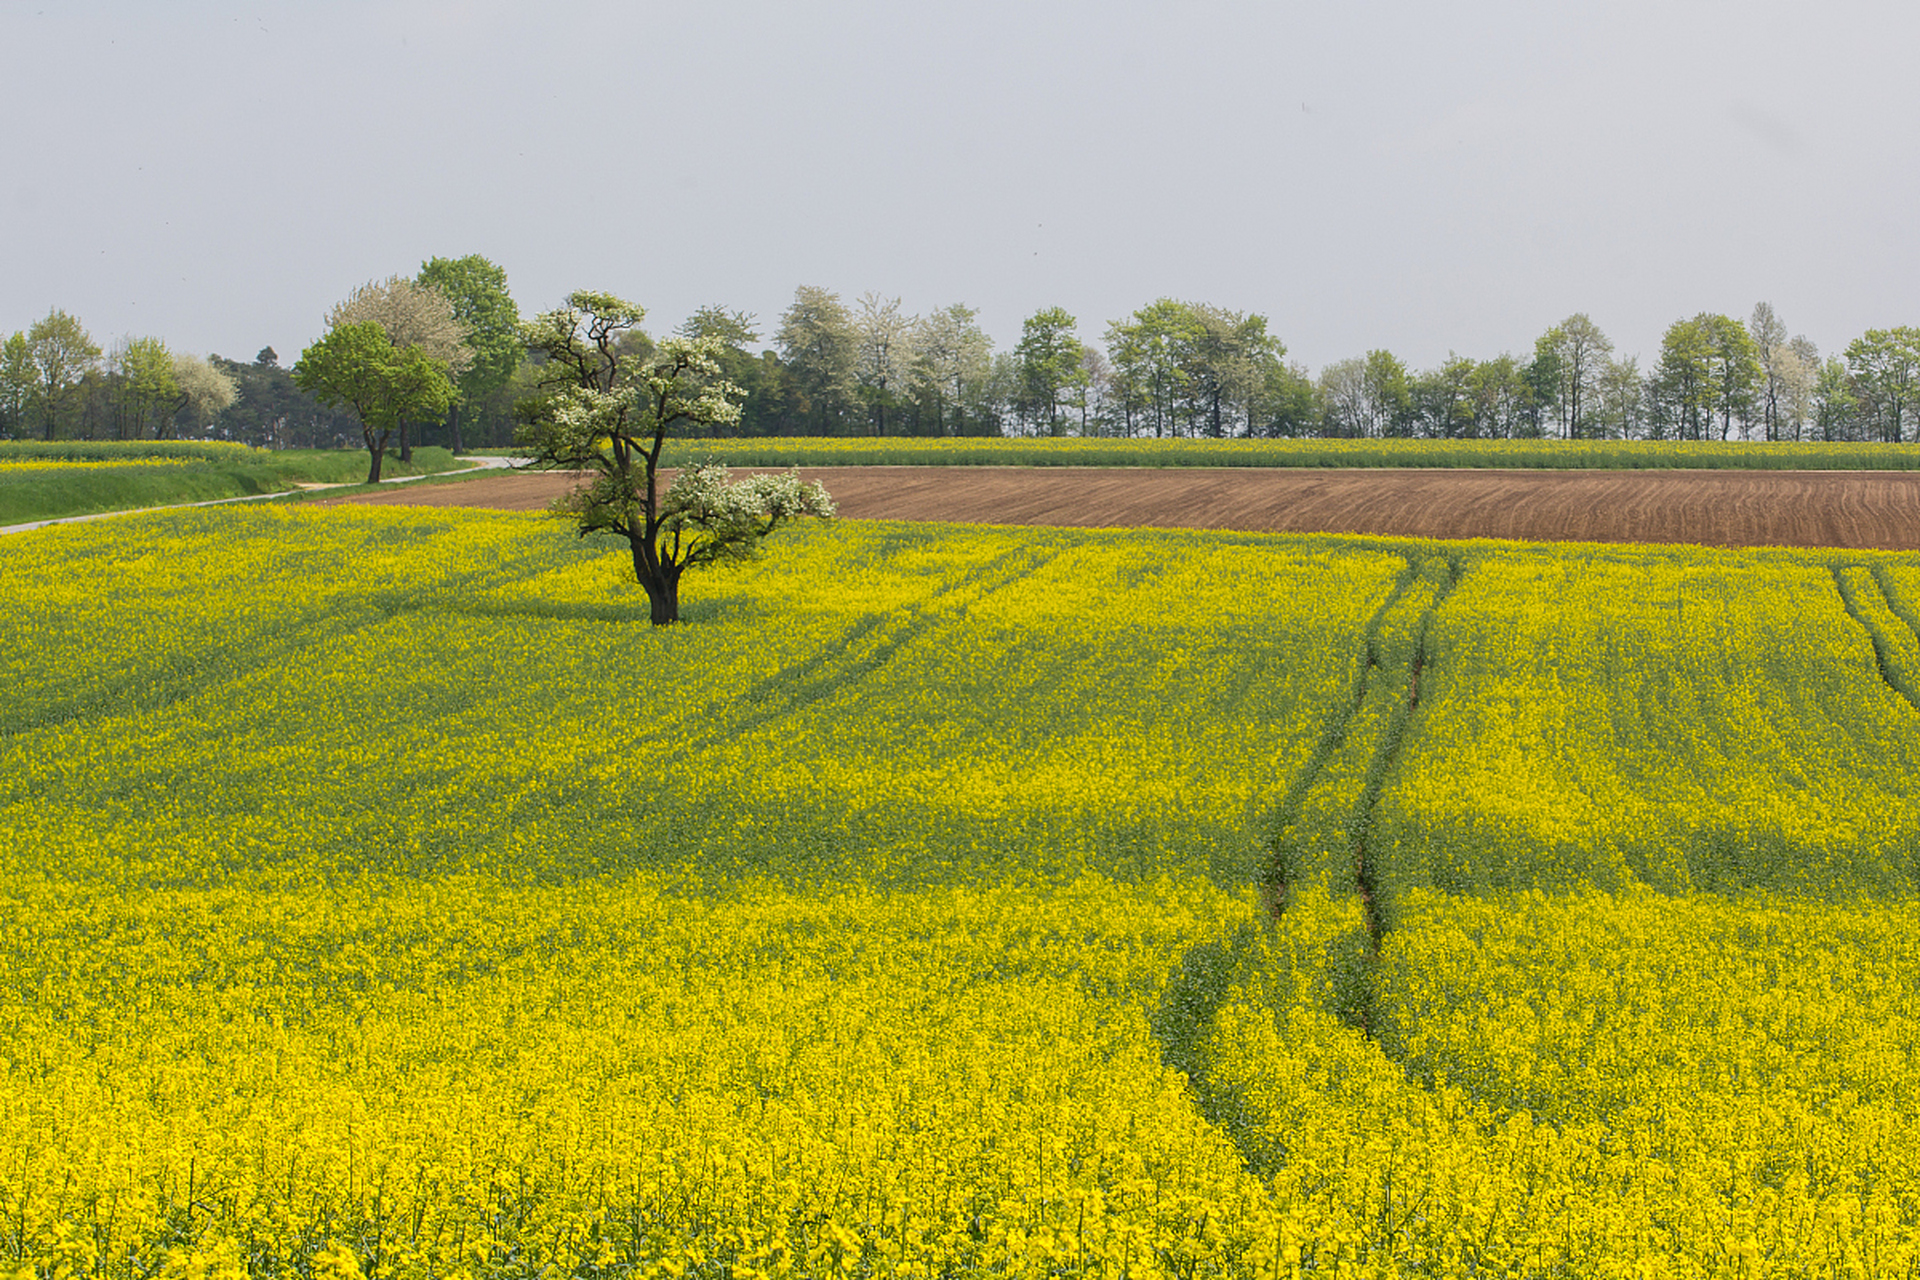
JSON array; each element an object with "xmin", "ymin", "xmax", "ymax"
[
  {"xmin": 1329, "ymin": 306, "xmax": 1918, "ymax": 445},
  {"xmin": 690, "ymin": 290, "xmax": 1315, "ymax": 439},
  {"xmin": 8, "ymin": 277, "xmax": 1918, "ymax": 447},
  {"xmin": 0, "ymin": 256, "xmax": 529, "ymax": 453},
  {"xmin": 0, "ymin": 310, "xmax": 240, "ymax": 442},
  {"xmin": 677, "ymin": 291, "xmax": 1920, "ymax": 445}
]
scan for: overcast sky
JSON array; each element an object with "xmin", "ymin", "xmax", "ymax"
[{"xmin": 5, "ymin": 0, "xmax": 1916, "ymax": 373}]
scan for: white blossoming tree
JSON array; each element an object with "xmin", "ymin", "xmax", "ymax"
[{"xmin": 517, "ymin": 291, "xmax": 834, "ymax": 625}]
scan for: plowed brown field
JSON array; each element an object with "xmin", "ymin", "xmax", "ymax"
[{"xmin": 330, "ymin": 465, "xmax": 1920, "ymax": 550}]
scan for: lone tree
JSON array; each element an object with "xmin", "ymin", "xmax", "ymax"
[
  {"xmin": 292, "ymin": 321, "xmax": 456, "ymax": 483},
  {"xmin": 328, "ymin": 277, "xmax": 472, "ymax": 462},
  {"xmin": 517, "ymin": 291, "xmax": 833, "ymax": 625}
]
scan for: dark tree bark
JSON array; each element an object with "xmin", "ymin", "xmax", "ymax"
[{"xmin": 633, "ymin": 540, "xmax": 682, "ymax": 624}]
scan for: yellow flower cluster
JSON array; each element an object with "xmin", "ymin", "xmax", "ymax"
[
  {"xmin": 0, "ymin": 506, "xmax": 1402, "ymax": 890},
  {"xmin": 1191, "ymin": 888, "xmax": 1920, "ymax": 1275},
  {"xmin": 7, "ymin": 503, "xmax": 1920, "ymax": 1276},
  {"xmin": 1378, "ymin": 543, "xmax": 1920, "ymax": 894},
  {"xmin": 0, "ymin": 458, "xmax": 197, "ymax": 472},
  {"xmin": 0, "ymin": 873, "xmax": 1290, "ymax": 1279}
]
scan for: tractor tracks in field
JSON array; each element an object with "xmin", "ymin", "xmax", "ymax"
[
  {"xmin": 1, "ymin": 548, "xmax": 582, "ymax": 743},
  {"xmin": 1154, "ymin": 552, "xmax": 1464, "ymax": 1176},
  {"xmin": 1832, "ymin": 564, "xmax": 1920, "ymax": 714},
  {"xmin": 1262, "ymin": 555, "xmax": 1462, "ymax": 959},
  {"xmin": 597, "ymin": 541, "xmax": 1072, "ymax": 782}
]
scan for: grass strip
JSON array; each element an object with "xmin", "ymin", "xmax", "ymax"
[
  {"xmin": 0, "ymin": 449, "xmax": 472, "ymax": 524},
  {"xmin": 660, "ymin": 435, "xmax": 1920, "ymax": 471}
]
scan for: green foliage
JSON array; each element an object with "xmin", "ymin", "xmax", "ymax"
[
  {"xmin": 105, "ymin": 336, "xmax": 178, "ymax": 441},
  {"xmin": 24, "ymin": 307, "xmax": 101, "ymax": 440},
  {"xmin": 418, "ymin": 254, "xmax": 522, "ymax": 452},
  {"xmin": 418, "ymin": 254, "xmax": 521, "ymax": 396},
  {"xmin": 208, "ymin": 349, "xmax": 363, "ymax": 449},
  {"xmin": 1845, "ymin": 325, "xmax": 1920, "ymax": 443},
  {"xmin": 0, "ymin": 331, "xmax": 33, "ymax": 438},
  {"xmin": 1012, "ymin": 306, "xmax": 1085, "ymax": 436},
  {"xmin": 1106, "ymin": 298, "xmax": 1201, "ymax": 438},
  {"xmin": 293, "ymin": 321, "xmax": 458, "ymax": 482}
]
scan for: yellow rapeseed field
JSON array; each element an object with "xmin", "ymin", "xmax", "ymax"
[{"xmin": 4, "ymin": 504, "xmax": 1920, "ymax": 1277}]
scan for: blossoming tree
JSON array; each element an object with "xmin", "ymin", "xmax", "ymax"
[{"xmin": 517, "ymin": 291, "xmax": 833, "ymax": 624}]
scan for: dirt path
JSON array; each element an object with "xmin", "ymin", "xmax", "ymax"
[{"xmin": 325, "ymin": 465, "xmax": 1920, "ymax": 551}]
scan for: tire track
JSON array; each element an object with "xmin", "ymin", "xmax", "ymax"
[
  {"xmin": 1869, "ymin": 563, "xmax": 1920, "ymax": 656},
  {"xmin": 1258, "ymin": 561, "xmax": 1420, "ymax": 917},
  {"xmin": 2, "ymin": 544, "xmax": 588, "ymax": 741},
  {"xmin": 1157, "ymin": 555, "xmax": 1465, "ymax": 1179},
  {"xmin": 1832, "ymin": 565, "xmax": 1920, "ymax": 713},
  {"xmin": 1342, "ymin": 556, "xmax": 1463, "ymax": 1034},
  {"xmin": 548, "ymin": 541, "xmax": 1073, "ymax": 791}
]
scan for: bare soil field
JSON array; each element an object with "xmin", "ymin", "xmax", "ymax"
[{"xmin": 327, "ymin": 465, "xmax": 1920, "ymax": 551}]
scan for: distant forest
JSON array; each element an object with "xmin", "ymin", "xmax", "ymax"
[{"xmin": 4, "ymin": 266, "xmax": 1916, "ymax": 448}]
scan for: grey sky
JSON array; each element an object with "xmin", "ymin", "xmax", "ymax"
[{"xmin": 5, "ymin": 0, "xmax": 1916, "ymax": 375}]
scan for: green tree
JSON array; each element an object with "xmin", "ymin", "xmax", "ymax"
[
  {"xmin": 1105, "ymin": 300, "xmax": 1197, "ymax": 438},
  {"xmin": 1535, "ymin": 314, "xmax": 1613, "ymax": 439},
  {"xmin": 0, "ymin": 332, "xmax": 32, "ymax": 438},
  {"xmin": 329, "ymin": 276, "xmax": 472, "ymax": 461},
  {"xmin": 1811, "ymin": 357, "xmax": 1861, "ymax": 442},
  {"xmin": 26, "ymin": 308, "xmax": 101, "ymax": 440},
  {"xmin": 419, "ymin": 254, "xmax": 522, "ymax": 454},
  {"xmin": 1462, "ymin": 355, "xmax": 1533, "ymax": 439},
  {"xmin": 776, "ymin": 286, "xmax": 859, "ymax": 435},
  {"xmin": 1648, "ymin": 316, "xmax": 1715, "ymax": 441},
  {"xmin": 1362, "ymin": 349, "xmax": 1414, "ymax": 438},
  {"xmin": 1412, "ymin": 356, "xmax": 1477, "ymax": 439},
  {"xmin": 210, "ymin": 348, "xmax": 360, "ymax": 449},
  {"xmin": 1521, "ymin": 343, "xmax": 1561, "ymax": 439},
  {"xmin": 1249, "ymin": 358, "xmax": 1321, "ymax": 437},
  {"xmin": 293, "ymin": 321, "xmax": 456, "ymax": 483},
  {"xmin": 517, "ymin": 291, "xmax": 833, "ymax": 625},
  {"xmin": 106, "ymin": 337, "xmax": 179, "ymax": 440},
  {"xmin": 1178, "ymin": 305, "xmax": 1282, "ymax": 437},
  {"xmin": 1701, "ymin": 314, "xmax": 1762, "ymax": 440},
  {"xmin": 1014, "ymin": 307, "xmax": 1085, "ymax": 436},
  {"xmin": 1845, "ymin": 327, "xmax": 1920, "ymax": 444},
  {"xmin": 1594, "ymin": 355, "xmax": 1643, "ymax": 440}
]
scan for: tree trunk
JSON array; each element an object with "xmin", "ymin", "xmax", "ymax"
[
  {"xmin": 399, "ymin": 417, "xmax": 413, "ymax": 463},
  {"xmin": 448, "ymin": 403, "xmax": 465, "ymax": 455},
  {"xmin": 366, "ymin": 442, "xmax": 386, "ymax": 485},
  {"xmin": 633, "ymin": 539, "xmax": 681, "ymax": 625}
]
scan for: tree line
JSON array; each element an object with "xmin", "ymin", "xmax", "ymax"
[{"xmin": 7, "ymin": 268, "xmax": 1918, "ymax": 448}]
